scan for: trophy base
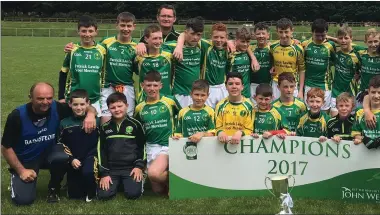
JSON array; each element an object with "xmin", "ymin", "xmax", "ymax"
[{"xmin": 277, "ymin": 209, "xmax": 293, "ymax": 215}]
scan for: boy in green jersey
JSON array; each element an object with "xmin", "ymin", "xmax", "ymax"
[
  {"xmin": 250, "ymin": 84, "xmax": 289, "ymax": 139},
  {"xmin": 201, "ymin": 23, "xmax": 229, "ymax": 109},
  {"xmin": 134, "ymin": 71, "xmax": 181, "ymax": 196},
  {"xmin": 297, "ymin": 88, "xmax": 330, "ymax": 141},
  {"xmin": 100, "ymin": 12, "xmax": 138, "ymax": 122},
  {"xmin": 272, "ymin": 72, "xmax": 307, "ymax": 132},
  {"xmin": 250, "ymin": 22, "xmax": 272, "ymax": 104},
  {"xmin": 161, "ymin": 17, "xmax": 207, "ymax": 108},
  {"xmin": 330, "ymin": 25, "xmax": 360, "ymax": 116},
  {"xmin": 59, "ymin": 15, "xmax": 106, "ymax": 117},
  {"xmin": 301, "ymin": 19, "xmax": 336, "ymax": 112},
  {"xmin": 356, "ymin": 29, "xmax": 380, "ymax": 107},
  {"xmin": 173, "ymin": 80, "xmax": 215, "ymax": 142},
  {"xmin": 228, "ymin": 26, "xmax": 258, "ymax": 101},
  {"xmin": 352, "ymin": 75, "xmax": 380, "ymax": 149},
  {"xmin": 135, "ymin": 24, "xmax": 173, "ymax": 103}
]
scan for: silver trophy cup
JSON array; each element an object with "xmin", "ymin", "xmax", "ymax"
[{"xmin": 265, "ymin": 175, "xmax": 295, "ymax": 214}]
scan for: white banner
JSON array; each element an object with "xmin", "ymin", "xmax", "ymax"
[{"xmin": 169, "ymin": 136, "xmax": 380, "ymax": 190}]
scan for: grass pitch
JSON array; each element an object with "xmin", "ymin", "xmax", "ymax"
[{"xmin": 1, "ymin": 36, "xmax": 379, "ymax": 214}]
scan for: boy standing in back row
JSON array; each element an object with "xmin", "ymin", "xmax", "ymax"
[
  {"xmin": 100, "ymin": 12, "xmax": 138, "ymax": 121},
  {"xmin": 330, "ymin": 25, "xmax": 360, "ymax": 116},
  {"xmin": 250, "ymin": 22, "xmax": 272, "ymax": 104},
  {"xmin": 270, "ymin": 18, "xmax": 305, "ymax": 100},
  {"xmin": 135, "ymin": 24, "xmax": 173, "ymax": 104},
  {"xmin": 162, "ymin": 17, "xmax": 207, "ymax": 108},
  {"xmin": 59, "ymin": 15, "xmax": 106, "ymax": 117},
  {"xmin": 301, "ymin": 19, "xmax": 336, "ymax": 113}
]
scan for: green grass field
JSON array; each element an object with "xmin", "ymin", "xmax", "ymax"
[{"xmin": 0, "ymin": 33, "xmax": 378, "ymax": 213}]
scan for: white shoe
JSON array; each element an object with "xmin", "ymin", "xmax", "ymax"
[{"xmin": 85, "ymin": 195, "xmax": 92, "ymax": 203}]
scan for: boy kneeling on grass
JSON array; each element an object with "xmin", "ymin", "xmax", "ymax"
[{"xmin": 97, "ymin": 92, "xmax": 145, "ymax": 200}]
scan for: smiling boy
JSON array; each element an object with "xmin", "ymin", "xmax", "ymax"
[
  {"xmin": 134, "ymin": 71, "xmax": 181, "ymax": 196},
  {"xmin": 173, "ymin": 80, "xmax": 215, "ymax": 142},
  {"xmin": 59, "ymin": 15, "xmax": 106, "ymax": 117}
]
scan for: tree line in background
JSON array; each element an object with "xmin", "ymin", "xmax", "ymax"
[{"xmin": 1, "ymin": 1, "xmax": 380, "ymax": 22}]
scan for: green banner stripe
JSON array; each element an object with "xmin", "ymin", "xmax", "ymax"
[{"xmin": 169, "ymin": 169, "xmax": 380, "ymax": 203}]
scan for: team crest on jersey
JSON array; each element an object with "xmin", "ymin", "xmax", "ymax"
[
  {"xmin": 94, "ymin": 53, "xmax": 101, "ymax": 60},
  {"xmin": 295, "ymin": 109, "xmax": 300, "ymax": 115},
  {"xmin": 202, "ymin": 113, "xmax": 209, "ymax": 121},
  {"xmin": 288, "ymin": 51, "xmax": 295, "ymax": 57},
  {"xmin": 267, "ymin": 116, "xmax": 274, "ymax": 124},
  {"xmin": 125, "ymin": 126, "xmax": 133, "ymax": 134},
  {"xmin": 159, "ymin": 106, "xmax": 166, "ymax": 113},
  {"xmin": 346, "ymin": 57, "xmax": 353, "ymax": 65},
  {"xmin": 320, "ymin": 48, "xmax": 328, "ymax": 55},
  {"xmin": 240, "ymin": 110, "xmax": 248, "ymax": 117}
]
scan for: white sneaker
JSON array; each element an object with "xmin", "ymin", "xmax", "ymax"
[{"xmin": 85, "ymin": 195, "xmax": 92, "ymax": 203}]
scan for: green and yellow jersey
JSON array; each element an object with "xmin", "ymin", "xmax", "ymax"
[
  {"xmin": 62, "ymin": 42, "xmax": 106, "ymax": 104},
  {"xmin": 272, "ymin": 97, "xmax": 308, "ymax": 132},
  {"xmin": 331, "ymin": 49, "xmax": 360, "ymax": 97},
  {"xmin": 357, "ymin": 50, "xmax": 380, "ymax": 92},
  {"xmin": 134, "ymin": 95, "xmax": 181, "ymax": 146},
  {"xmin": 352, "ymin": 109, "xmax": 380, "ymax": 139},
  {"xmin": 100, "ymin": 36, "xmax": 137, "ymax": 87},
  {"xmin": 162, "ymin": 40, "xmax": 208, "ymax": 96},
  {"xmin": 270, "ymin": 40, "xmax": 305, "ymax": 82},
  {"xmin": 253, "ymin": 106, "xmax": 290, "ymax": 134},
  {"xmin": 174, "ymin": 105, "xmax": 215, "ymax": 138},
  {"xmin": 301, "ymin": 39, "xmax": 336, "ymax": 90},
  {"xmin": 296, "ymin": 111, "xmax": 330, "ymax": 138},
  {"xmin": 215, "ymin": 97, "xmax": 254, "ymax": 136},
  {"xmin": 250, "ymin": 44, "xmax": 272, "ymax": 85},
  {"xmin": 135, "ymin": 50, "xmax": 173, "ymax": 103},
  {"xmin": 227, "ymin": 51, "xmax": 252, "ymax": 98},
  {"xmin": 201, "ymin": 40, "xmax": 228, "ymax": 86}
]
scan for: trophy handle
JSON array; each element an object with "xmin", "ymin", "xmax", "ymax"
[
  {"xmin": 288, "ymin": 175, "xmax": 296, "ymax": 193},
  {"xmin": 264, "ymin": 177, "xmax": 276, "ymax": 197}
]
